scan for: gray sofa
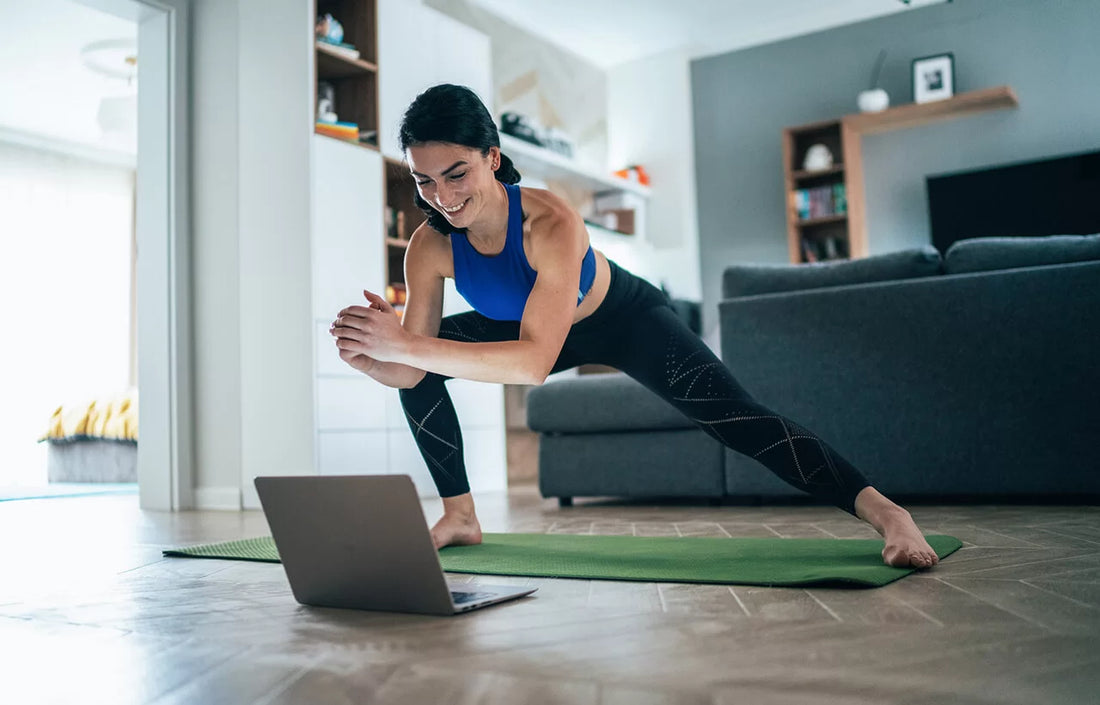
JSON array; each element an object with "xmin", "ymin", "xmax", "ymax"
[{"xmin": 527, "ymin": 234, "xmax": 1100, "ymax": 507}]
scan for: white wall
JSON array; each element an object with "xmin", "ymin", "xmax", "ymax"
[
  {"xmin": 191, "ymin": 0, "xmax": 315, "ymax": 509},
  {"xmin": 607, "ymin": 48, "xmax": 702, "ymax": 301},
  {"xmin": 236, "ymin": 0, "xmax": 315, "ymax": 509},
  {"xmin": 191, "ymin": 0, "xmax": 243, "ymax": 508}
]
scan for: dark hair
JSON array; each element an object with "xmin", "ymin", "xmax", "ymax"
[{"xmin": 398, "ymin": 84, "xmax": 521, "ymax": 235}]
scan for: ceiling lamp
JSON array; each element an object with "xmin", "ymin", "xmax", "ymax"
[{"xmin": 80, "ymin": 38, "xmax": 137, "ymax": 138}]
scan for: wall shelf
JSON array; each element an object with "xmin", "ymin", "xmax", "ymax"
[
  {"xmin": 843, "ymin": 85, "xmax": 1018, "ymax": 136},
  {"xmin": 499, "ymin": 134, "xmax": 651, "ymax": 199}
]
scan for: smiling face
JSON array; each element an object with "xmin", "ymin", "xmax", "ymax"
[{"xmin": 406, "ymin": 141, "xmax": 501, "ymax": 230}]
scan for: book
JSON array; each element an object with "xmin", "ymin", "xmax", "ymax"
[
  {"xmin": 316, "ymin": 121, "xmax": 359, "ymax": 140},
  {"xmin": 792, "ymin": 189, "xmax": 810, "ymax": 220},
  {"xmin": 833, "ymin": 183, "xmax": 847, "ymax": 215}
]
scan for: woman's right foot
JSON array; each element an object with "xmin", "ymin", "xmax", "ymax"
[{"xmin": 430, "ymin": 513, "xmax": 483, "ymax": 549}]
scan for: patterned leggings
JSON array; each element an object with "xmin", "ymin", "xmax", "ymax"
[{"xmin": 399, "ymin": 261, "xmax": 871, "ymax": 515}]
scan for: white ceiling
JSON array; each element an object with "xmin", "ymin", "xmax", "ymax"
[
  {"xmin": 0, "ymin": 0, "xmax": 136, "ymax": 155},
  {"xmin": 468, "ymin": 0, "xmax": 947, "ymax": 69},
  {"xmin": 0, "ymin": 0, "xmax": 948, "ymax": 155}
]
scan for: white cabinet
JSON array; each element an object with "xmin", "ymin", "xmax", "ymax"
[
  {"xmin": 311, "ymin": 135, "xmax": 386, "ymax": 320},
  {"xmin": 311, "ymin": 134, "xmax": 390, "ymax": 477},
  {"xmin": 310, "ymin": 2, "xmax": 505, "ymax": 497}
]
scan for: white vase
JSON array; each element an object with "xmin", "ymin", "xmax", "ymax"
[{"xmin": 858, "ymin": 88, "xmax": 890, "ymax": 113}]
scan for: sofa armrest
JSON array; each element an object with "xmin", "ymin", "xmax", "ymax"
[{"xmin": 527, "ymin": 373, "xmax": 694, "ymax": 433}]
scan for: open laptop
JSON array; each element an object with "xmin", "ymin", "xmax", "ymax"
[{"xmin": 253, "ymin": 474, "xmax": 536, "ymax": 616}]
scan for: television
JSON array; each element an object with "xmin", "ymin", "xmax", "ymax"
[{"xmin": 925, "ymin": 149, "xmax": 1100, "ymax": 254}]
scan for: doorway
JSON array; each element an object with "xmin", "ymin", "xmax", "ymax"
[{"xmin": 0, "ymin": 0, "xmax": 190, "ymax": 509}]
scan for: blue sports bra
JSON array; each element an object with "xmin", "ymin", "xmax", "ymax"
[{"xmin": 450, "ymin": 182, "xmax": 596, "ymax": 321}]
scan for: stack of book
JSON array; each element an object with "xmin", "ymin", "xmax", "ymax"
[
  {"xmin": 315, "ymin": 121, "xmax": 359, "ymax": 141},
  {"xmin": 792, "ymin": 183, "xmax": 847, "ymax": 221}
]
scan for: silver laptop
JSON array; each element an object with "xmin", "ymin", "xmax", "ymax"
[{"xmin": 254, "ymin": 474, "xmax": 536, "ymax": 616}]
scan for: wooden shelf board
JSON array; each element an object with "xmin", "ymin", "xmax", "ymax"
[
  {"xmin": 313, "ymin": 129, "xmax": 379, "ymax": 151},
  {"xmin": 843, "ymin": 85, "xmax": 1018, "ymax": 136},
  {"xmin": 316, "ymin": 42, "xmax": 378, "ymax": 78},
  {"xmin": 385, "ymin": 237, "xmax": 410, "ymax": 248},
  {"xmin": 792, "ymin": 165, "xmax": 845, "ymax": 180},
  {"xmin": 499, "ymin": 134, "xmax": 651, "ymax": 199},
  {"xmin": 797, "ymin": 214, "xmax": 848, "ymax": 228}
]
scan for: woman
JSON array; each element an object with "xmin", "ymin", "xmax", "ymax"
[{"xmin": 330, "ymin": 84, "xmax": 939, "ymax": 569}]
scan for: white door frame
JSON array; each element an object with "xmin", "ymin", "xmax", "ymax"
[{"xmin": 79, "ymin": 0, "xmax": 193, "ymax": 510}]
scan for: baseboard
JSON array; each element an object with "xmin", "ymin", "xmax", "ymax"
[{"xmin": 193, "ymin": 486, "xmax": 242, "ymax": 510}]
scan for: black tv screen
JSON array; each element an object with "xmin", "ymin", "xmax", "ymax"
[{"xmin": 926, "ymin": 149, "xmax": 1100, "ymax": 254}]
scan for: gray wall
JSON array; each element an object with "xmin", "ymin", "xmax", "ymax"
[{"xmin": 691, "ymin": 0, "xmax": 1100, "ymax": 334}]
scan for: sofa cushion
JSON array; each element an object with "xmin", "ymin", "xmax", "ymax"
[
  {"xmin": 944, "ymin": 234, "xmax": 1100, "ymax": 274},
  {"xmin": 527, "ymin": 373, "xmax": 694, "ymax": 433},
  {"xmin": 722, "ymin": 246, "xmax": 942, "ymax": 298}
]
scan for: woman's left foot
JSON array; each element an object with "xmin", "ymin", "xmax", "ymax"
[
  {"xmin": 855, "ymin": 487, "xmax": 940, "ymax": 569},
  {"xmin": 879, "ymin": 508, "xmax": 939, "ymax": 568}
]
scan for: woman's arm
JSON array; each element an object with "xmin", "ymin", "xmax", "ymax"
[
  {"xmin": 332, "ymin": 225, "xmax": 446, "ymax": 389},
  {"xmin": 402, "ymin": 203, "xmax": 585, "ymax": 384},
  {"xmin": 334, "ymin": 192, "xmax": 587, "ymax": 385},
  {"xmin": 334, "ymin": 299, "xmax": 427, "ymax": 389}
]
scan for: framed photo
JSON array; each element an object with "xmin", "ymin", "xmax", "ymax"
[{"xmin": 912, "ymin": 53, "xmax": 955, "ymax": 103}]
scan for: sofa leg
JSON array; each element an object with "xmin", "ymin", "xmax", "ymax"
[{"xmin": 558, "ymin": 497, "xmax": 573, "ymax": 508}]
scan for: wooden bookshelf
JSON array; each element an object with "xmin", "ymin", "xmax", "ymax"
[
  {"xmin": 783, "ymin": 86, "xmax": 1019, "ymax": 263},
  {"xmin": 782, "ymin": 119, "xmax": 849, "ymax": 263},
  {"xmin": 313, "ymin": 0, "xmax": 378, "ymax": 150},
  {"xmin": 383, "ymin": 157, "xmax": 426, "ymax": 298}
]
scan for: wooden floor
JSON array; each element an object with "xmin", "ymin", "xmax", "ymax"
[{"xmin": 2, "ymin": 485, "xmax": 1099, "ymax": 705}]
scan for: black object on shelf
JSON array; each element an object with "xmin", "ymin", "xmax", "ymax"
[{"xmin": 501, "ymin": 112, "xmax": 542, "ymax": 147}]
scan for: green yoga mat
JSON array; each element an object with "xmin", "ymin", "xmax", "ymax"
[{"xmin": 164, "ymin": 532, "xmax": 962, "ymax": 588}]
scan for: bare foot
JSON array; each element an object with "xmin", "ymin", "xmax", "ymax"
[
  {"xmin": 879, "ymin": 507, "xmax": 939, "ymax": 568},
  {"xmin": 430, "ymin": 513, "xmax": 483, "ymax": 549},
  {"xmin": 854, "ymin": 487, "xmax": 939, "ymax": 569}
]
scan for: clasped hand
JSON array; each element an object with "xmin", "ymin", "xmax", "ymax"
[{"xmin": 330, "ymin": 290, "xmax": 409, "ymax": 367}]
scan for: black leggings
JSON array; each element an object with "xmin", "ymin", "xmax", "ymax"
[{"xmin": 399, "ymin": 261, "xmax": 871, "ymax": 515}]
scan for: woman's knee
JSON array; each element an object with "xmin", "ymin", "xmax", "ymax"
[{"xmin": 398, "ymin": 371, "xmax": 447, "ymax": 403}]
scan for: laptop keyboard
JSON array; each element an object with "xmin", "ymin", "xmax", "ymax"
[{"xmin": 452, "ymin": 590, "xmax": 497, "ymax": 604}]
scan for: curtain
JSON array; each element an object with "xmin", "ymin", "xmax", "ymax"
[{"xmin": 0, "ymin": 140, "xmax": 135, "ymax": 485}]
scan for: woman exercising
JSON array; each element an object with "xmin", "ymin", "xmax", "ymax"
[{"xmin": 330, "ymin": 84, "xmax": 939, "ymax": 569}]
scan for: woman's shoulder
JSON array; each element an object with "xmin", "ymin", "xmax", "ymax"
[
  {"xmin": 517, "ymin": 186, "xmax": 581, "ymax": 233},
  {"xmin": 406, "ymin": 221, "xmax": 453, "ymax": 276},
  {"xmin": 517, "ymin": 185, "xmax": 570, "ymax": 217}
]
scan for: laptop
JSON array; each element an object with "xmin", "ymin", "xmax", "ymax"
[{"xmin": 253, "ymin": 474, "xmax": 536, "ymax": 616}]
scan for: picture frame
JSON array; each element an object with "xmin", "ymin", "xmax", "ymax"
[{"xmin": 912, "ymin": 52, "xmax": 955, "ymax": 103}]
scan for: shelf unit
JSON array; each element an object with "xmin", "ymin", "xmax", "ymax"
[
  {"xmin": 782, "ymin": 119, "xmax": 849, "ymax": 263},
  {"xmin": 382, "ymin": 157, "xmax": 426, "ymax": 311},
  {"xmin": 314, "ymin": 0, "xmax": 379, "ymax": 150},
  {"xmin": 782, "ymin": 85, "xmax": 1019, "ymax": 263}
]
